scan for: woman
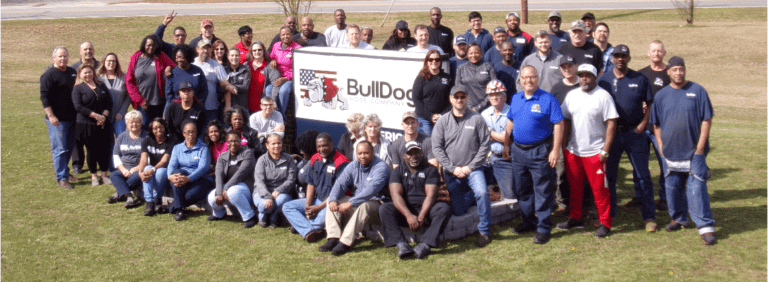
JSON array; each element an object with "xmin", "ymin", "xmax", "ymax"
[
  {"xmin": 412, "ymin": 49, "xmax": 452, "ymax": 135},
  {"xmin": 293, "ymin": 130, "xmax": 319, "ymax": 199},
  {"xmin": 166, "ymin": 44, "xmax": 207, "ymax": 106},
  {"xmin": 164, "ymin": 81, "xmax": 206, "ymax": 141},
  {"xmin": 126, "ymin": 34, "xmax": 176, "ymax": 128},
  {"xmin": 212, "ymin": 40, "xmax": 229, "ymax": 68},
  {"xmin": 72, "ymin": 64, "xmax": 113, "ymax": 186},
  {"xmin": 268, "ymin": 26, "xmax": 302, "ymax": 115},
  {"xmin": 246, "ymin": 41, "xmax": 268, "ymax": 113},
  {"xmin": 97, "ymin": 53, "xmax": 130, "ymax": 137},
  {"xmin": 337, "ymin": 113, "xmax": 364, "ymax": 161},
  {"xmin": 139, "ymin": 118, "xmax": 176, "ymax": 216},
  {"xmin": 382, "ymin": 20, "xmax": 416, "ymax": 51},
  {"xmin": 224, "ymin": 105, "xmax": 262, "ymax": 157},
  {"xmin": 224, "ymin": 49, "xmax": 251, "ymax": 111},
  {"xmin": 167, "ymin": 121, "xmax": 213, "ymax": 221},
  {"xmin": 207, "ymin": 130, "xmax": 259, "ymax": 228},
  {"xmin": 456, "ymin": 43, "xmax": 496, "ymax": 113},
  {"xmin": 253, "ymin": 133, "xmax": 296, "ymax": 228},
  {"xmin": 204, "ymin": 120, "xmax": 227, "ymax": 165},
  {"xmin": 108, "ymin": 110, "xmax": 146, "ymax": 208},
  {"xmin": 353, "ymin": 113, "xmax": 391, "ymax": 166}
]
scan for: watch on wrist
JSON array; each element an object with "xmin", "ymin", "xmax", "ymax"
[{"xmin": 599, "ymin": 150, "xmax": 609, "ymax": 158}]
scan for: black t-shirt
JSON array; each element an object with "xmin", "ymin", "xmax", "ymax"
[
  {"xmin": 411, "ymin": 71, "xmax": 452, "ymax": 121},
  {"xmin": 336, "ymin": 132, "xmax": 357, "ymax": 162},
  {"xmin": 557, "ymin": 42, "xmax": 604, "ymax": 71},
  {"xmin": 40, "ymin": 66, "xmax": 78, "ymax": 122},
  {"xmin": 141, "ymin": 135, "xmax": 177, "ymax": 166},
  {"xmin": 428, "ymin": 25, "xmax": 455, "ymax": 57},
  {"xmin": 389, "ymin": 162, "xmax": 440, "ymax": 205},
  {"xmin": 550, "ymin": 80, "xmax": 581, "ymax": 104},
  {"xmin": 388, "ymin": 134, "xmax": 433, "ymax": 167},
  {"xmin": 638, "ymin": 65, "xmax": 671, "ymax": 97},
  {"xmin": 164, "ymin": 101, "xmax": 205, "ymax": 141},
  {"xmin": 382, "ymin": 37, "xmax": 417, "ymax": 51},
  {"xmin": 292, "ymin": 32, "xmax": 328, "ymax": 47}
]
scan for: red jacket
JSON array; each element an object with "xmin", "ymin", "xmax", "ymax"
[{"xmin": 125, "ymin": 50, "xmax": 176, "ymax": 109}]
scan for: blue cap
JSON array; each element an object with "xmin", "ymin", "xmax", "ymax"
[{"xmin": 453, "ymin": 35, "xmax": 467, "ymax": 45}]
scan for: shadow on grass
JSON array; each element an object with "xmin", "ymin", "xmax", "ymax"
[
  {"xmin": 711, "ymin": 188, "xmax": 763, "ymax": 203},
  {"xmin": 599, "ymin": 9, "xmax": 658, "ymax": 20},
  {"xmin": 710, "ymin": 204, "xmax": 767, "ymax": 240},
  {"xmin": 710, "ymin": 167, "xmax": 741, "ymax": 182}
]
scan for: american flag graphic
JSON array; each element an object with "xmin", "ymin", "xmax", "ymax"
[{"xmin": 299, "ymin": 69, "xmax": 338, "ymax": 97}]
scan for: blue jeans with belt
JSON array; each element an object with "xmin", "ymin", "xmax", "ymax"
[
  {"xmin": 45, "ymin": 119, "xmax": 76, "ymax": 182},
  {"xmin": 444, "ymin": 169, "xmax": 491, "ymax": 236}
]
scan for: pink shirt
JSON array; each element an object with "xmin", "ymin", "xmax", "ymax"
[
  {"xmin": 211, "ymin": 142, "xmax": 228, "ymax": 164},
  {"xmin": 269, "ymin": 41, "xmax": 301, "ymax": 79}
]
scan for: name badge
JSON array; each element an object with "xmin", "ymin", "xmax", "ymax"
[
  {"xmin": 326, "ymin": 166, "xmax": 335, "ymax": 174},
  {"xmin": 516, "ymin": 38, "xmax": 526, "ymax": 44},
  {"xmin": 151, "ymin": 62, "xmax": 156, "ymax": 67},
  {"xmin": 286, "ymin": 54, "xmax": 292, "ymax": 58},
  {"xmin": 418, "ymin": 172, "xmax": 425, "ymax": 178}
]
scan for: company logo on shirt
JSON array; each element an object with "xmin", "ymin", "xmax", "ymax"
[
  {"xmin": 190, "ymin": 115, "xmax": 198, "ymax": 120},
  {"xmin": 480, "ymin": 71, "xmax": 488, "ymax": 74},
  {"xmin": 441, "ymin": 78, "xmax": 449, "ymax": 85},
  {"xmin": 418, "ymin": 172, "xmax": 425, "ymax": 178},
  {"xmin": 628, "ymin": 84, "xmax": 638, "ymax": 88},
  {"xmin": 654, "ymin": 77, "xmax": 664, "ymax": 86},
  {"xmin": 584, "ymin": 54, "xmax": 594, "ymax": 59},
  {"xmin": 531, "ymin": 104, "xmax": 541, "ymax": 113},
  {"xmin": 464, "ymin": 126, "xmax": 475, "ymax": 130},
  {"xmin": 120, "ymin": 144, "xmax": 141, "ymax": 151},
  {"xmin": 686, "ymin": 93, "xmax": 696, "ymax": 97},
  {"xmin": 560, "ymin": 39, "xmax": 567, "ymax": 42},
  {"xmin": 442, "ymin": 33, "xmax": 449, "ymax": 36},
  {"xmin": 193, "ymin": 73, "xmax": 200, "ymax": 76},
  {"xmin": 147, "ymin": 146, "xmax": 166, "ymax": 155},
  {"xmin": 549, "ymin": 66, "xmax": 558, "ymax": 69}
]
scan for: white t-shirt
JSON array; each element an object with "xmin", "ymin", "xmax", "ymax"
[
  {"xmin": 324, "ymin": 25, "xmax": 349, "ymax": 48},
  {"xmin": 346, "ymin": 41, "xmax": 376, "ymax": 50},
  {"xmin": 561, "ymin": 87, "xmax": 619, "ymax": 157},
  {"xmin": 406, "ymin": 45, "xmax": 445, "ymax": 55},
  {"xmin": 249, "ymin": 111, "xmax": 285, "ymax": 138}
]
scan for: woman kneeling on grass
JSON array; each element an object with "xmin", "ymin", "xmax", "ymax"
[
  {"xmin": 206, "ymin": 130, "xmax": 259, "ymax": 228},
  {"xmin": 167, "ymin": 121, "xmax": 213, "ymax": 221},
  {"xmin": 139, "ymin": 118, "xmax": 176, "ymax": 216},
  {"xmin": 253, "ymin": 133, "xmax": 296, "ymax": 228},
  {"xmin": 108, "ymin": 110, "xmax": 147, "ymax": 208}
]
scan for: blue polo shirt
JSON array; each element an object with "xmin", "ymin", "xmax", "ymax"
[
  {"xmin": 649, "ymin": 81, "xmax": 713, "ymax": 160},
  {"xmin": 464, "ymin": 29, "xmax": 494, "ymax": 53},
  {"xmin": 493, "ymin": 61, "xmax": 519, "ymax": 104},
  {"xmin": 507, "ymin": 88, "xmax": 564, "ymax": 145},
  {"xmin": 548, "ymin": 31, "xmax": 570, "ymax": 53},
  {"xmin": 597, "ymin": 69, "xmax": 652, "ymax": 129},
  {"xmin": 304, "ymin": 151, "xmax": 349, "ymax": 201}
]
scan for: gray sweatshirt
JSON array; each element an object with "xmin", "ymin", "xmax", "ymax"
[
  {"xmin": 455, "ymin": 61, "xmax": 496, "ymax": 112},
  {"xmin": 253, "ymin": 152, "xmax": 297, "ymax": 199},
  {"xmin": 431, "ymin": 108, "xmax": 490, "ymax": 172},
  {"xmin": 517, "ymin": 50, "xmax": 563, "ymax": 93},
  {"xmin": 215, "ymin": 147, "xmax": 256, "ymax": 196},
  {"xmin": 98, "ymin": 75, "xmax": 131, "ymax": 122}
]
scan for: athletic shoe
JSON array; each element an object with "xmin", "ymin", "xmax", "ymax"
[
  {"xmin": 101, "ymin": 176, "xmax": 112, "ymax": 185},
  {"xmin": 533, "ymin": 232, "xmax": 550, "ymax": 244},
  {"xmin": 58, "ymin": 180, "xmax": 73, "ymax": 190},
  {"xmin": 556, "ymin": 219, "xmax": 585, "ymax": 231},
  {"xmin": 665, "ymin": 220, "xmax": 684, "ymax": 232},
  {"xmin": 397, "ymin": 242, "xmax": 415, "ymax": 259},
  {"xmin": 623, "ymin": 197, "xmax": 642, "ymax": 207},
  {"xmin": 645, "ymin": 220, "xmax": 658, "ymax": 232},
  {"xmin": 701, "ymin": 232, "xmax": 717, "ymax": 245},
  {"xmin": 331, "ymin": 243, "xmax": 351, "ymax": 256},
  {"xmin": 72, "ymin": 167, "xmax": 84, "ymax": 175},
  {"xmin": 319, "ymin": 238, "xmax": 339, "ymax": 252},
  {"xmin": 413, "ymin": 243, "xmax": 430, "ymax": 259},
  {"xmin": 476, "ymin": 234, "xmax": 491, "ymax": 248},
  {"xmin": 91, "ymin": 178, "xmax": 100, "ymax": 187},
  {"xmin": 258, "ymin": 216, "xmax": 269, "ymax": 228},
  {"xmin": 144, "ymin": 202, "xmax": 156, "ymax": 216},
  {"xmin": 511, "ymin": 223, "xmax": 536, "ymax": 234},
  {"xmin": 594, "ymin": 224, "xmax": 611, "ymax": 238},
  {"xmin": 124, "ymin": 195, "xmax": 142, "ymax": 209}
]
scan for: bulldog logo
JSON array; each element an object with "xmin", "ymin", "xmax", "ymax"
[{"xmin": 299, "ymin": 69, "xmax": 349, "ymax": 110}]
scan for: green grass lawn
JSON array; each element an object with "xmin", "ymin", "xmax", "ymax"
[{"xmin": 2, "ymin": 8, "xmax": 766, "ymax": 281}]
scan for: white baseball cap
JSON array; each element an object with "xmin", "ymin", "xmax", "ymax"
[{"xmin": 575, "ymin": 64, "xmax": 597, "ymax": 77}]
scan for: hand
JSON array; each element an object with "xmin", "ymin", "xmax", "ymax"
[
  {"xmin": 129, "ymin": 166, "xmax": 140, "ymax": 174},
  {"xmin": 94, "ymin": 114, "xmax": 106, "ymax": 124},
  {"xmin": 274, "ymin": 124, "xmax": 285, "ymax": 132},
  {"xmin": 271, "ymin": 191, "xmax": 280, "ymax": 199},
  {"xmin": 115, "ymin": 114, "xmax": 123, "ymax": 122},
  {"xmin": 305, "ymin": 205, "xmax": 321, "ymax": 217},
  {"xmin": 269, "ymin": 60, "xmax": 277, "ymax": 69},
  {"xmin": 141, "ymin": 102, "xmax": 148, "ymax": 110},
  {"xmin": 215, "ymin": 195, "xmax": 224, "ymax": 206},
  {"xmin": 642, "ymin": 102, "xmax": 648, "ymax": 114},
  {"xmin": 431, "ymin": 113, "xmax": 441, "ymax": 123},
  {"xmin": 177, "ymin": 175, "xmax": 190, "ymax": 186},
  {"xmin": 264, "ymin": 199, "xmax": 274, "ymax": 210},
  {"xmin": 502, "ymin": 145, "xmax": 510, "ymax": 160},
  {"xmin": 48, "ymin": 115, "xmax": 60, "ymax": 126},
  {"xmin": 337, "ymin": 202, "xmax": 352, "ymax": 214},
  {"xmin": 273, "ymin": 77, "xmax": 287, "ymax": 87},
  {"xmin": 599, "ymin": 153, "xmax": 608, "ymax": 164},
  {"xmin": 121, "ymin": 168, "xmax": 131, "ymax": 178},
  {"xmin": 452, "ymin": 167, "xmax": 466, "ymax": 179},
  {"xmin": 460, "ymin": 166, "xmax": 472, "ymax": 176},
  {"xmin": 548, "ymin": 149, "xmax": 559, "ymax": 168},
  {"xmin": 164, "ymin": 66, "xmax": 173, "ymax": 78},
  {"xmin": 139, "ymin": 169, "xmax": 153, "ymax": 182},
  {"xmin": 406, "ymin": 214, "xmax": 420, "ymax": 231},
  {"xmin": 328, "ymin": 201, "xmax": 338, "ymax": 212},
  {"xmin": 162, "ymin": 10, "xmax": 176, "ymax": 26},
  {"xmin": 228, "ymin": 85, "xmax": 237, "ymax": 94},
  {"xmin": 633, "ymin": 125, "xmax": 645, "ymax": 134}
]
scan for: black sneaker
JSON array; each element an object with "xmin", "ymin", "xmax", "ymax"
[
  {"xmin": 476, "ymin": 234, "xmax": 491, "ymax": 248},
  {"xmin": 397, "ymin": 242, "xmax": 415, "ymax": 259},
  {"xmin": 533, "ymin": 232, "xmax": 550, "ymax": 244},
  {"xmin": 144, "ymin": 202, "xmax": 156, "ymax": 216},
  {"xmin": 512, "ymin": 223, "xmax": 536, "ymax": 234},
  {"xmin": 413, "ymin": 243, "xmax": 431, "ymax": 259},
  {"xmin": 656, "ymin": 199, "xmax": 669, "ymax": 211},
  {"xmin": 624, "ymin": 197, "xmax": 642, "ymax": 207},
  {"xmin": 594, "ymin": 224, "xmax": 611, "ymax": 238},
  {"xmin": 331, "ymin": 243, "xmax": 351, "ymax": 256},
  {"xmin": 556, "ymin": 219, "xmax": 585, "ymax": 231},
  {"xmin": 174, "ymin": 210, "xmax": 186, "ymax": 221},
  {"xmin": 258, "ymin": 216, "xmax": 269, "ymax": 228},
  {"xmin": 244, "ymin": 217, "xmax": 259, "ymax": 228},
  {"xmin": 319, "ymin": 238, "xmax": 339, "ymax": 252},
  {"xmin": 701, "ymin": 232, "xmax": 717, "ymax": 245},
  {"xmin": 155, "ymin": 201, "xmax": 168, "ymax": 214},
  {"xmin": 665, "ymin": 221, "xmax": 684, "ymax": 232}
]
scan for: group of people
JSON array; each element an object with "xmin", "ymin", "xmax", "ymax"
[{"xmin": 40, "ymin": 7, "xmax": 717, "ymax": 261}]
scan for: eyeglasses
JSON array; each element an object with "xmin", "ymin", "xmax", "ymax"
[
  {"xmin": 261, "ymin": 103, "xmax": 275, "ymax": 107},
  {"xmin": 427, "ymin": 58, "xmax": 441, "ymax": 63}
]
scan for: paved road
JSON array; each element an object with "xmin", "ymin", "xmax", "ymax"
[{"xmin": 2, "ymin": 0, "xmax": 764, "ymax": 21}]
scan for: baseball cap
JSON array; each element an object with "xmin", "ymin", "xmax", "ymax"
[
  {"xmin": 570, "ymin": 20, "xmax": 586, "ymax": 31},
  {"xmin": 405, "ymin": 140, "xmax": 422, "ymax": 152},
  {"xmin": 453, "ymin": 34, "xmax": 468, "ymax": 45},
  {"xmin": 582, "ymin": 12, "xmax": 596, "ymax": 20},
  {"xmin": 201, "ymin": 19, "xmax": 213, "ymax": 28},
  {"xmin": 485, "ymin": 79, "xmax": 506, "ymax": 95},
  {"xmin": 450, "ymin": 85, "xmax": 468, "ymax": 97},
  {"xmin": 493, "ymin": 26, "xmax": 506, "ymax": 35},
  {"xmin": 575, "ymin": 64, "xmax": 597, "ymax": 77},
  {"xmin": 197, "ymin": 39, "xmax": 212, "ymax": 48},
  {"xmin": 396, "ymin": 20, "xmax": 408, "ymax": 30},
  {"xmin": 668, "ymin": 56, "xmax": 685, "ymax": 68},
  {"xmin": 179, "ymin": 81, "xmax": 194, "ymax": 90},
  {"xmin": 559, "ymin": 55, "xmax": 575, "ymax": 66},
  {"xmin": 401, "ymin": 111, "xmax": 417, "ymax": 122},
  {"xmin": 506, "ymin": 11, "xmax": 520, "ymax": 20},
  {"xmin": 548, "ymin": 11, "xmax": 562, "ymax": 19},
  {"xmin": 613, "ymin": 44, "xmax": 630, "ymax": 56}
]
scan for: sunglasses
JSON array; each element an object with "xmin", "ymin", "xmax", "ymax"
[{"xmin": 427, "ymin": 58, "xmax": 441, "ymax": 62}]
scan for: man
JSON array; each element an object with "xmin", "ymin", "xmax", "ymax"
[
  {"xmin": 325, "ymin": 9, "xmax": 350, "ymax": 48},
  {"xmin": 502, "ymin": 66, "xmax": 564, "ymax": 244},
  {"xmin": 505, "ymin": 11, "xmax": 533, "ymax": 64},
  {"xmin": 389, "ymin": 111, "xmax": 437, "ymax": 170},
  {"xmin": 407, "ymin": 25, "xmax": 445, "ymax": 54},
  {"xmin": 432, "ymin": 85, "xmax": 492, "ymax": 247},
  {"xmin": 188, "ymin": 19, "xmax": 220, "ymax": 51},
  {"xmin": 233, "ymin": 25, "xmax": 253, "ymax": 64},
  {"xmin": 427, "ymin": 7, "xmax": 455, "ymax": 57},
  {"xmin": 41, "ymin": 46, "xmax": 78, "ymax": 189},
  {"xmin": 557, "ymin": 20, "xmax": 603, "ymax": 75},
  {"xmin": 548, "ymin": 56, "xmax": 579, "ymax": 216},
  {"xmin": 582, "ymin": 12, "xmax": 596, "ymax": 42},
  {"xmin": 320, "ymin": 141, "xmax": 391, "ymax": 256},
  {"xmin": 463, "ymin": 11, "xmax": 493, "ymax": 53},
  {"xmin": 649, "ymin": 56, "xmax": 716, "ymax": 245},
  {"xmin": 546, "ymin": 11, "xmax": 570, "ymax": 52},
  {"xmin": 70, "ymin": 41, "xmax": 99, "ymax": 70},
  {"xmin": 361, "ymin": 26, "xmax": 374, "ymax": 44},
  {"xmin": 267, "ymin": 16, "xmax": 298, "ymax": 55},
  {"xmin": 192, "ymin": 39, "xmax": 230, "ymax": 124},
  {"xmin": 557, "ymin": 64, "xmax": 618, "ymax": 239},
  {"xmin": 379, "ymin": 141, "xmax": 451, "ymax": 259},
  {"xmin": 481, "ymin": 80, "xmax": 516, "ymax": 203},
  {"xmin": 249, "ymin": 97, "xmax": 285, "ymax": 139},
  {"xmin": 482, "ymin": 27, "xmax": 509, "ymax": 66},
  {"xmin": 344, "ymin": 24, "xmax": 376, "ymax": 50},
  {"xmin": 283, "ymin": 133, "xmax": 350, "ymax": 242},
  {"xmin": 594, "ymin": 22, "xmax": 614, "ymax": 74},
  {"xmin": 153, "ymin": 10, "xmax": 186, "ymax": 59},
  {"xmin": 518, "ymin": 31, "xmax": 563, "ymax": 93},
  {"xmin": 638, "ymin": 40, "xmax": 671, "ymax": 211},
  {"xmin": 293, "ymin": 17, "xmax": 327, "ymax": 47},
  {"xmin": 596, "ymin": 45, "xmax": 657, "ymax": 232},
  {"xmin": 449, "ymin": 35, "xmax": 469, "ymax": 81},
  {"xmin": 493, "ymin": 41, "xmax": 519, "ymax": 101}
]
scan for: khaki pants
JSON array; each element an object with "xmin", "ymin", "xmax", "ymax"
[{"xmin": 325, "ymin": 196, "xmax": 381, "ymax": 246}]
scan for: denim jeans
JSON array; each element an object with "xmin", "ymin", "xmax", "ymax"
[
  {"xmin": 45, "ymin": 119, "xmax": 75, "ymax": 181},
  {"xmin": 274, "ymin": 80, "xmax": 293, "ymax": 116},
  {"xmin": 509, "ymin": 143, "xmax": 556, "ymax": 233},
  {"xmin": 417, "ymin": 117, "xmax": 434, "ymax": 136},
  {"xmin": 606, "ymin": 130, "xmax": 655, "ymax": 221},
  {"xmin": 488, "ymin": 154, "xmax": 516, "ymax": 200},
  {"xmin": 664, "ymin": 154, "xmax": 714, "ymax": 234},
  {"xmin": 111, "ymin": 170, "xmax": 142, "ymax": 197},
  {"xmin": 444, "ymin": 169, "xmax": 491, "ymax": 235},
  {"xmin": 169, "ymin": 169, "xmax": 214, "ymax": 213},
  {"xmin": 208, "ymin": 183, "xmax": 256, "ymax": 221},
  {"xmin": 645, "ymin": 130, "xmax": 667, "ymax": 201},
  {"xmin": 283, "ymin": 198, "xmax": 327, "ymax": 237},
  {"xmin": 142, "ymin": 165, "xmax": 168, "ymax": 203},
  {"xmin": 254, "ymin": 193, "xmax": 293, "ymax": 223}
]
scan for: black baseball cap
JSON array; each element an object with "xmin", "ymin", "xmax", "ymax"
[
  {"xmin": 668, "ymin": 56, "xmax": 685, "ymax": 67},
  {"xmin": 582, "ymin": 12, "xmax": 595, "ymax": 20},
  {"xmin": 396, "ymin": 20, "xmax": 408, "ymax": 30},
  {"xmin": 179, "ymin": 81, "xmax": 194, "ymax": 90},
  {"xmin": 613, "ymin": 44, "xmax": 630, "ymax": 56}
]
